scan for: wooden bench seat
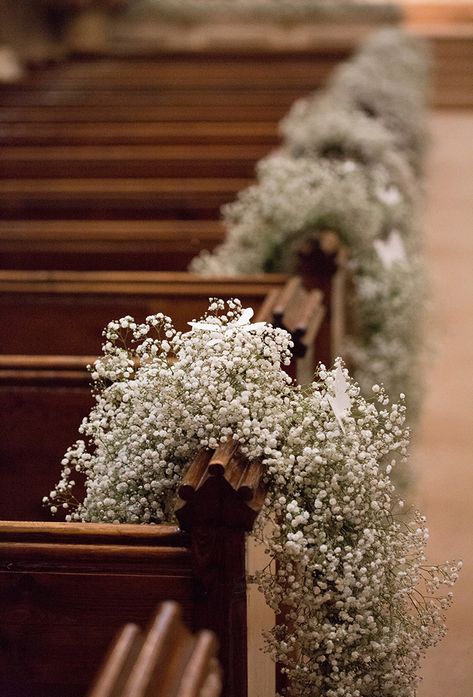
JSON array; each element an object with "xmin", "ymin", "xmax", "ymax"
[
  {"xmin": 0, "ymin": 178, "xmax": 249, "ymax": 220},
  {"xmin": 0, "ymin": 144, "xmax": 268, "ymax": 179},
  {"xmin": 0, "ymin": 445, "xmax": 266, "ymax": 697},
  {"xmin": 0, "ymin": 121, "xmax": 279, "ymax": 146},
  {"xmin": 0, "ymin": 220, "xmax": 224, "ymax": 271}
]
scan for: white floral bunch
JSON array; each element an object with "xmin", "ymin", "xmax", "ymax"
[
  {"xmin": 326, "ymin": 29, "xmax": 430, "ymax": 172},
  {"xmin": 281, "ymin": 91, "xmax": 425, "ymax": 187},
  {"xmin": 46, "ymin": 300, "xmax": 294, "ymax": 523},
  {"xmin": 46, "ymin": 302, "xmax": 460, "ymax": 696},
  {"xmin": 191, "ymin": 153, "xmax": 425, "ymax": 418}
]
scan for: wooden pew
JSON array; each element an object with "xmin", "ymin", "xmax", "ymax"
[
  {"xmin": 1, "ymin": 53, "xmax": 343, "ymax": 91},
  {"xmin": 0, "ymin": 87, "xmax": 303, "ymax": 110},
  {"xmin": 0, "ymin": 271, "xmax": 289, "ymax": 355},
  {"xmin": 0, "ymin": 269, "xmax": 329, "ymax": 358},
  {"xmin": 0, "ymin": 178, "xmax": 248, "ymax": 220},
  {"xmin": 0, "ymin": 144, "xmax": 268, "ymax": 179},
  {"xmin": 0, "ymin": 443, "xmax": 265, "ymax": 697},
  {"xmin": 0, "ymin": 220, "xmax": 224, "ymax": 271},
  {"xmin": 296, "ymin": 230, "xmax": 349, "ymax": 366},
  {"xmin": 0, "ymin": 272, "xmax": 287, "ymax": 522},
  {"xmin": 0, "ymin": 121, "xmax": 279, "ymax": 147},
  {"xmin": 0, "ymin": 275, "xmax": 326, "ymax": 522},
  {"xmin": 87, "ymin": 601, "xmax": 221, "ymax": 697},
  {"xmin": 0, "ymin": 104, "xmax": 288, "ymax": 124}
]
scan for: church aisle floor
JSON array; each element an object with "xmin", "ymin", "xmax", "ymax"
[{"xmin": 414, "ymin": 109, "xmax": 473, "ymax": 696}]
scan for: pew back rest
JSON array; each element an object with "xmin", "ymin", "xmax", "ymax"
[{"xmin": 0, "ymin": 271, "xmax": 288, "ymax": 355}]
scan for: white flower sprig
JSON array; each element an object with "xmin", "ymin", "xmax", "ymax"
[
  {"xmin": 46, "ymin": 300, "xmax": 460, "ymax": 697},
  {"xmin": 189, "ymin": 306, "xmax": 267, "ymax": 346}
]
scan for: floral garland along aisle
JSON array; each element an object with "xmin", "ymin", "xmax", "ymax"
[
  {"xmin": 46, "ymin": 301, "xmax": 461, "ymax": 697},
  {"xmin": 191, "ymin": 30, "xmax": 430, "ymax": 424}
]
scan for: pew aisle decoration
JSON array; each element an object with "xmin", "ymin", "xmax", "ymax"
[
  {"xmin": 46, "ymin": 301, "xmax": 460, "ymax": 696},
  {"xmin": 192, "ymin": 153, "xmax": 426, "ymax": 418},
  {"xmin": 192, "ymin": 29, "xmax": 429, "ymax": 420},
  {"xmin": 283, "ymin": 29, "xmax": 430, "ymax": 173}
]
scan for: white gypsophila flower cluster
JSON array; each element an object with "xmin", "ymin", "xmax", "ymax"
[
  {"xmin": 129, "ymin": 0, "xmax": 400, "ymax": 24},
  {"xmin": 325, "ymin": 29, "xmax": 430, "ymax": 173},
  {"xmin": 281, "ymin": 91, "xmax": 426, "ymax": 186},
  {"xmin": 45, "ymin": 302, "xmax": 460, "ymax": 697},
  {"xmin": 191, "ymin": 153, "xmax": 426, "ymax": 420},
  {"xmin": 191, "ymin": 30, "xmax": 428, "ymax": 426},
  {"xmin": 46, "ymin": 300, "xmax": 293, "ymax": 523}
]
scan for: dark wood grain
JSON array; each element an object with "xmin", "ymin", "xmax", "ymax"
[
  {"xmin": 0, "ymin": 220, "xmax": 224, "ymax": 271},
  {"xmin": 0, "ymin": 442, "xmax": 265, "ymax": 697}
]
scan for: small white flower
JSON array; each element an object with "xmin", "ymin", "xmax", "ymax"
[
  {"xmin": 327, "ymin": 365, "xmax": 352, "ymax": 433},
  {"xmin": 188, "ymin": 306, "xmax": 267, "ymax": 347},
  {"xmin": 374, "ymin": 229, "xmax": 407, "ymax": 269},
  {"xmin": 375, "ymin": 184, "xmax": 402, "ymax": 207}
]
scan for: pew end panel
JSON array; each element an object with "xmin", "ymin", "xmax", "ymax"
[
  {"xmin": 296, "ymin": 230, "xmax": 350, "ymax": 367},
  {"xmin": 0, "ymin": 522, "xmax": 193, "ymax": 697},
  {"xmin": 0, "ymin": 442, "xmax": 267, "ymax": 697}
]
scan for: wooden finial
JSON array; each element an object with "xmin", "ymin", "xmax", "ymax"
[{"xmin": 175, "ymin": 443, "xmax": 266, "ymax": 532}]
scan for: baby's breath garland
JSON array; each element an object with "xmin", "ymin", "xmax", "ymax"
[
  {"xmin": 192, "ymin": 29, "xmax": 429, "ymax": 421},
  {"xmin": 46, "ymin": 301, "xmax": 459, "ymax": 696},
  {"xmin": 191, "ymin": 153, "xmax": 426, "ymax": 418},
  {"xmin": 326, "ymin": 29, "xmax": 430, "ymax": 173}
]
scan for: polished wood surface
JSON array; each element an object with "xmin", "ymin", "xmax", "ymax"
[
  {"xmin": 0, "ymin": 177, "xmax": 249, "ymax": 220},
  {"xmin": 0, "ymin": 144, "xmax": 268, "ymax": 179},
  {"xmin": 0, "ymin": 443, "xmax": 265, "ymax": 697},
  {"xmin": 0, "ymin": 220, "xmax": 224, "ymax": 271},
  {"xmin": 0, "ymin": 271, "xmax": 288, "ymax": 354}
]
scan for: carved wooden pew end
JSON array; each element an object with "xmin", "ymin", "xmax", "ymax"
[
  {"xmin": 176, "ymin": 441, "xmax": 266, "ymax": 533},
  {"xmin": 87, "ymin": 601, "xmax": 222, "ymax": 697},
  {"xmin": 256, "ymin": 277, "xmax": 326, "ymax": 372}
]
